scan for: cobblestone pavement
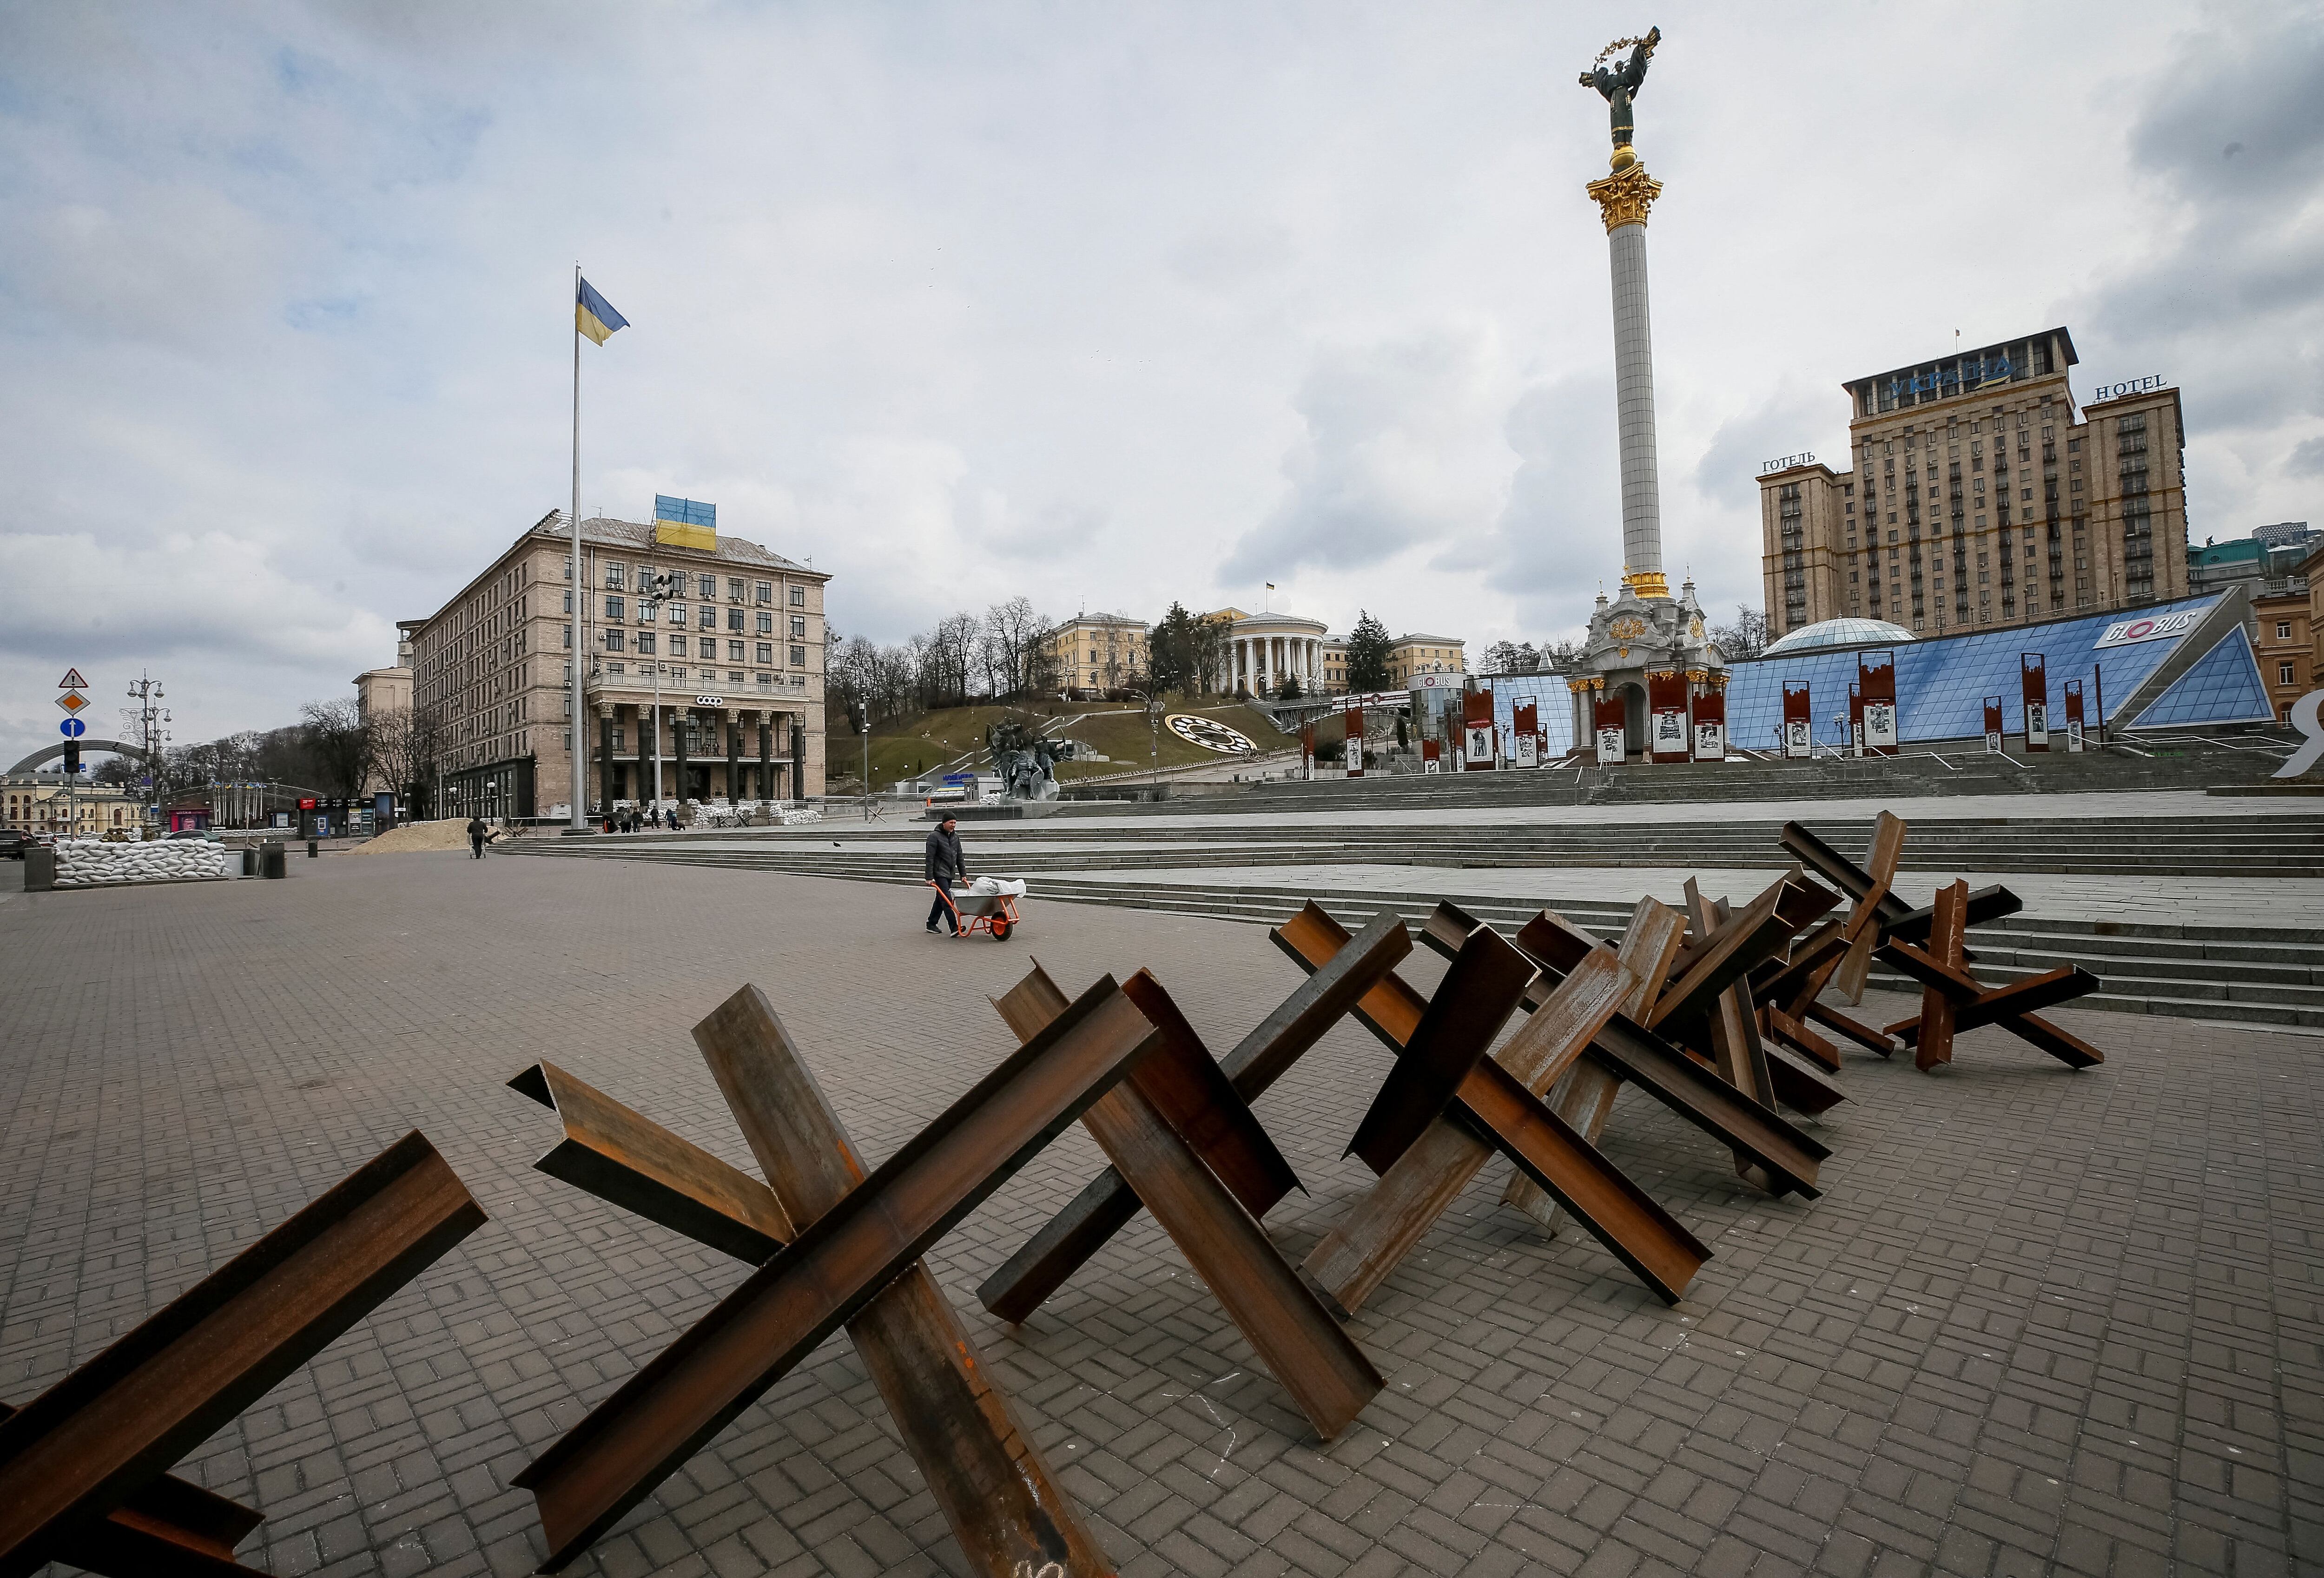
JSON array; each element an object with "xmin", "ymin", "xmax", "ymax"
[{"xmin": 0, "ymin": 854, "xmax": 2317, "ymax": 1578}]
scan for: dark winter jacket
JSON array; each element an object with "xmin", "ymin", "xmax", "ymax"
[{"xmin": 924, "ymin": 825, "xmax": 967, "ymax": 885}]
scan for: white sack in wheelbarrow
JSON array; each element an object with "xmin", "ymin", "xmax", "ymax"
[{"xmin": 968, "ymin": 876, "xmax": 1028, "ymax": 897}]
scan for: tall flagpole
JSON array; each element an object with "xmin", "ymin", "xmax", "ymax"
[{"xmin": 568, "ymin": 262, "xmax": 588, "ymax": 833}]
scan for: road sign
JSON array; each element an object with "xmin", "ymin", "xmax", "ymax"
[
  {"xmin": 55, "ymin": 690, "xmax": 89, "ymax": 716},
  {"xmin": 59, "ymin": 718, "xmax": 86, "ymax": 739},
  {"xmin": 57, "ymin": 668, "xmax": 89, "ymax": 690}
]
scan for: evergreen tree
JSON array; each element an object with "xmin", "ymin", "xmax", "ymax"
[{"xmin": 1345, "ymin": 611, "xmax": 1393, "ymax": 691}]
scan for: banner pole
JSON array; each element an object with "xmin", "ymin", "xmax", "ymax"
[{"xmin": 568, "ymin": 263, "xmax": 588, "ymax": 832}]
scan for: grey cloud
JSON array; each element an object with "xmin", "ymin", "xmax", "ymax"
[
  {"xmin": 1691, "ymin": 381, "xmax": 1831, "ymax": 512},
  {"xmin": 2290, "ymin": 436, "xmax": 2324, "ymax": 478},
  {"xmin": 1221, "ymin": 327, "xmax": 1503, "ymax": 583},
  {"xmin": 1430, "ymin": 373, "xmax": 1617, "ymax": 636}
]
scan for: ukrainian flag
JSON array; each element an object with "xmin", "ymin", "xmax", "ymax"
[{"xmin": 576, "ymin": 277, "xmax": 628, "ymax": 345}]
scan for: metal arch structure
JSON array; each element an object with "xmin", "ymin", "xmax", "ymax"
[{"xmin": 8, "ymin": 740, "xmax": 139, "ymax": 776}]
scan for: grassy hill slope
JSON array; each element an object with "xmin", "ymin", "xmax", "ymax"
[{"xmin": 832, "ymin": 697, "xmax": 1296, "ymax": 791}]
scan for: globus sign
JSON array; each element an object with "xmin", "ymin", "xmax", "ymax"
[{"xmin": 2094, "ymin": 611, "xmax": 2197, "ymax": 649}]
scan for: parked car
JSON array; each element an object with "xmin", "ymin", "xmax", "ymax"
[{"xmin": 0, "ymin": 828, "xmax": 28, "ymax": 860}]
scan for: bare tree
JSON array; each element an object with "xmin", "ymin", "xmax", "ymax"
[
  {"xmin": 983, "ymin": 597, "xmax": 1047, "ymax": 697},
  {"xmin": 299, "ymin": 699, "xmax": 375, "ymax": 798},
  {"xmin": 1707, "ymin": 604, "xmax": 1770, "ymax": 660}
]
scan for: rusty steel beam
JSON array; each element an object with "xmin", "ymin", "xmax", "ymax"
[
  {"xmin": 1806, "ymin": 999, "xmax": 1901, "ymax": 1057},
  {"xmin": 1299, "ymin": 942, "xmax": 1707, "ymax": 1312},
  {"xmin": 514, "ymin": 978, "xmax": 1160, "ymax": 1571},
  {"xmin": 1273, "ymin": 902, "xmax": 1428, "ymax": 1056},
  {"xmin": 693, "ymin": 983, "xmax": 1116, "ymax": 1578},
  {"xmin": 1345, "ymin": 926, "xmax": 1536, "ymax": 1174},
  {"xmin": 1764, "ymin": 1006, "xmax": 1841, "ymax": 1073},
  {"xmin": 1649, "ymin": 877, "xmax": 1818, "ymax": 1041},
  {"xmin": 976, "ymin": 913, "xmax": 1410, "ymax": 1323},
  {"xmin": 1883, "ymin": 884, "xmax": 2022, "ymax": 947},
  {"xmin": 1877, "ymin": 933, "xmax": 2105, "ymax": 1071},
  {"xmin": 993, "ymin": 964, "xmax": 1382, "ymax": 1440},
  {"xmin": 1831, "ymin": 813, "xmax": 1907, "ymax": 1002},
  {"xmin": 1496, "ymin": 900, "xmax": 1827, "ymax": 1199},
  {"xmin": 0, "ymin": 1133, "xmax": 484, "ymax": 1578},
  {"xmin": 0, "ymin": 1402, "xmax": 267, "ymax": 1578},
  {"xmin": 509, "ymin": 1060, "xmax": 792, "ymax": 1262},
  {"xmin": 1282, "ymin": 912, "xmax": 1708, "ymax": 1307}
]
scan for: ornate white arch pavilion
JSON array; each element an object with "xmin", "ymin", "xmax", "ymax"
[{"xmin": 1205, "ymin": 607, "xmax": 1329, "ymax": 697}]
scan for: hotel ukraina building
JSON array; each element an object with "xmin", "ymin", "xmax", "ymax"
[
  {"xmin": 395, "ymin": 511, "xmax": 828, "ymax": 818},
  {"xmin": 1757, "ymin": 327, "xmax": 2188, "ymax": 639}
]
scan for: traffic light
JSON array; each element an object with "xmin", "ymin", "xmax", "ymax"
[
  {"xmin": 62, "ymin": 742, "xmax": 79, "ymax": 775},
  {"xmin": 849, "ymin": 701, "xmax": 868, "ymax": 735}
]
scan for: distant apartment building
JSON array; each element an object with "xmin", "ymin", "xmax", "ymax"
[
  {"xmin": 1386, "ymin": 634, "xmax": 1466, "ymax": 685},
  {"xmin": 1758, "ymin": 328, "xmax": 2191, "ymax": 639},
  {"xmin": 401, "ymin": 507, "xmax": 830, "ymax": 818},
  {"xmin": 4, "ymin": 776, "xmax": 142, "ymax": 836},
  {"xmin": 1040, "ymin": 613, "xmax": 1148, "ymax": 697}
]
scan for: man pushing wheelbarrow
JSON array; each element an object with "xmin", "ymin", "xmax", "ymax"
[{"xmin": 924, "ymin": 814, "xmax": 1022, "ymax": 941}]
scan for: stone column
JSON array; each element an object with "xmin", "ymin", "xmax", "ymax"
[
  {"xmin": 756, "ymin": 709, "xmax": 772, "ymax": 800},
  {"xmin": 1588, "ymin": 154, "xmax": 1668, "ymax": 599},
  {"xmin": 673, "ymin": 707, "xmax": 691, "ymax": 805},
  {"xmin": 726, "ymin": 707, "xmax": 742, "ymax": 802},
  {"xmin": 596, "ymin": 703, "xmax": 616, "ymax": 815}
]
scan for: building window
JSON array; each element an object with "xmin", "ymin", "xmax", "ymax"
[
  {"xmin": 699, "ymin": 607, "xmax": 716, "ymax": 629},
  {"xmin": 790, "ymin": 615, "xmax": 808, "ymax": 639},
  {"xmin": 757, "ymin": 642, "xmax": 775, "ymax": 664},
  {"xmin": 603, "ymin": 630, "xmax": 625, "ymax": 652},
  {"xmin": 604, "ymin": 595, "xmax": 625, "ymax": 620},
  {"xmin": 637, "ymin": 632, "xmax": 656, "ymax": 655},
  {"xmin": 2282, "ymin": 663, "xmax": 2298, "ymax": 685},
  {"xmin": 726, "ymin": 640, "xmax": 743, "ymax": 661},
  {"xmin": 605, "ymin": 564, "xmax": 625, "ymax": 589},
  {"xmin": 727, "ymin": 608, "xmax": 745, "ymax": 632},
  {"xmin": 729, "ymin": 578, "xmax": 746, "ymax": 601},
  {"xmin": 790, "ymin": 586, "xmax": 806, "ymax": 607},
  {"xmin": 670, "ymin": 635, "xmax": 688, "ymax": 657},
  {"xmin": 756, "ymin": 581, "xmax": 773, "ymax": 604},
  {"xmin": 756, "ymin": 611, "xmax": 774, "ymax": 634},
  {"xmin": 790, "ymin": 644, "xmax": 807, "ymax": 667},
  {"xmin": 691, "ymin": 574, "xmax": 713, "ymax": 598},
  {"xmin": 2279, "ymin": 621, "xmax": 2293, "ymax": 640}
]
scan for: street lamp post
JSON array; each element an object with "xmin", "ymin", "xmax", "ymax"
[{"xmin": 641, "ymin": 568, "xmax": 675, "ymax": 822}]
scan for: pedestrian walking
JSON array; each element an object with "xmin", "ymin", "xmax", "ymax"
[
  {"xmin": 466, "ymin": 815, "xmax": 488, "ymax": 859},
  {"xmin": 924, "ymin": 815, "xmax": 968, "ymax": 933}
]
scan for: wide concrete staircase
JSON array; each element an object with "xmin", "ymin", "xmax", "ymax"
[{"xmin": 510, "ymin": 818, "xmax": 2324, "ymax": 1031}]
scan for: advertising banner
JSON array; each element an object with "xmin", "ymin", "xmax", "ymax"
[
  {"xmin": 1984, "ymin": 697, "xmax": 2005, "ymax": 754},
  {"xmin": 1858, "ymin": 649, "xmax": 1899, "ymax": 756},
  {"xmin": 1463, "ymin": 688, "xmax": 1496, "ymax": 771},
  {"xmin": 1512, "ymin": 701, "xmax": 1539, "ymax": 768},
  {"xmin": 1593, "ymin": 692, "xmax": 1625, "ymax": 765},
  {"xmin": 2064, "ymin": 679, "xmax": 2086, "ymax": 752},
  {"xmin": 1848, "ymin": 683, "xmax": 1863, "ymax": 757},
  {"xmin": 1781, "ymin": 682, "xmax": 1812, "ymax": 759},
  {"xmin": 1301, "ymin": 721, "xmax": 1315, "ymax": 780},
  {"xmin": 1647, "ymin": 671, "xmax": 1689, "ymax": 763},
  {"xmin": 1421, "ymin": 738, "xmax": 1440, "ymax": 773},
  {"xmin": 1690, "ymin": 689, "xmax": 1726, "ymax": 762},
  {"xmin": 2095, "ymin": 610, "xmax": 2199, "ymax": 649},
  {"xmin": 2020, "ymin": 653, "xmax": 2049, "ymax": 751},
  {"xmin": 1345, "ymin": 705, "xmax": 1364, "ymax": 778}
]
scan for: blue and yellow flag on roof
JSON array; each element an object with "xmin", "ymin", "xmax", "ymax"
[{"xmin": 576, "ymin": 277, "xmax": 628, "ymax": 345}]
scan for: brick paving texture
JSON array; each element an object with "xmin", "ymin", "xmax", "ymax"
[{"xmin": 0, "ymin": 851, "xmax": 2317, "ymax": 1578}]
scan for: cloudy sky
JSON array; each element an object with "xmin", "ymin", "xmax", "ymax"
[{"xmin": 3, "ymin": 1, "xmax": 2319, "ymax": 767}]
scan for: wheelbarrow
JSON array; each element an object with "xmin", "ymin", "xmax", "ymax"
[{"xmin": 928, "ymin": 880, "xmax": 1021, "ymax": 941}]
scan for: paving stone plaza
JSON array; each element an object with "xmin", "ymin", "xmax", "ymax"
[{"xmin": 2, "ymin": 838, "xmax": 2317, "ymax": 1578}]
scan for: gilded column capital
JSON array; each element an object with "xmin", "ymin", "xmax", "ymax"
[{"xmin": 1585, "ymin": 160, "xmax": 1663, "ymax": 233}]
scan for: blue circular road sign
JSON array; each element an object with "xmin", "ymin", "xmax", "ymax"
[{"xmin": 59, "ymin": 717, "xmax": 86, "ymax": 738}]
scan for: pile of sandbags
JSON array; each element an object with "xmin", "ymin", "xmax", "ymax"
[{"xmin": 53, "ymin": 838, "xmax": 231, "ymax": 888}]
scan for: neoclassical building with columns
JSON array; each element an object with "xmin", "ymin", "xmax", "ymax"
[
  {"xmin": 1205, "ymin": 607, "xmax": 1329, "ymax": 697},
  {"xmin": 402, "ymin": 509, "xmax": 828, "ymax": 818}
]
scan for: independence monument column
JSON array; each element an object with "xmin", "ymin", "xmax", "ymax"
[{"xmin": 1581, "ymin": 28, "xmax": 1667, "ymax": 600}]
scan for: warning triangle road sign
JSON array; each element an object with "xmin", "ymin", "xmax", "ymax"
[{"xmin": 57, "ymin": 668, "xmax": 89, "ymax": 690}]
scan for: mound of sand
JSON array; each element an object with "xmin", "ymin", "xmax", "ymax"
[{"xmin": 347, "ymin": 818, "xmax": 475, "ymax": 854}]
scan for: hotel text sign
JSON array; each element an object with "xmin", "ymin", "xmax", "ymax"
[
  {"xmin": 1888, "ymin": 353, "xmax": 2013, "ymax": 403},
  {"xmin": 1760, "ymin": 453, "xmax": 1816, "ymax": 474},
  {"xmin": 2091, "ymin": 375, "xmax": 2169, "ymax": 401}
]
